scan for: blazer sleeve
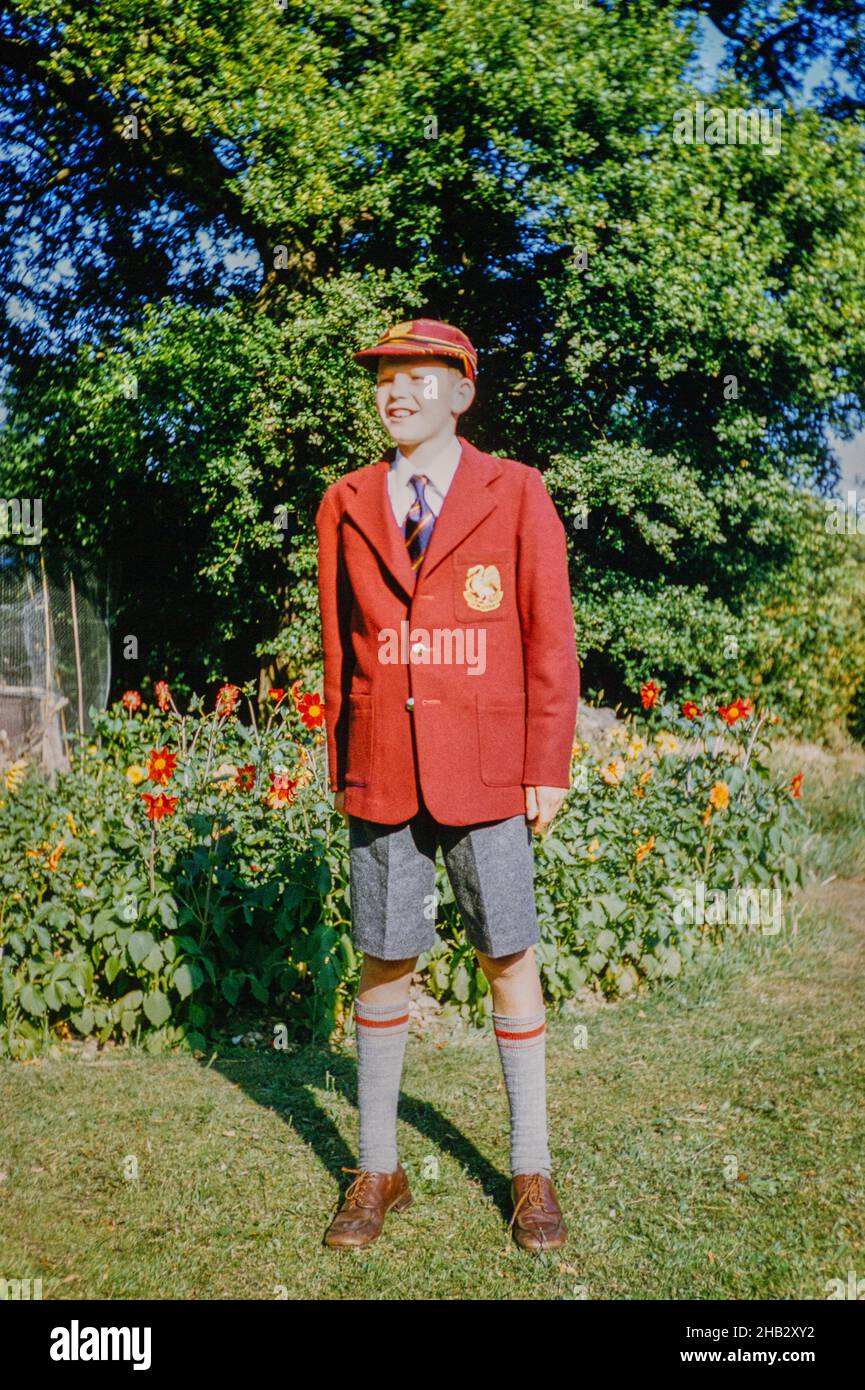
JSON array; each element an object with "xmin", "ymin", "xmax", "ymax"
[
  {"xmin": 516, "ymin": 465, "xmax": 580, "ymax": 788},
  {"xmin": 315, "ymin": 485, "xmax": 354, "ymax": 793}
]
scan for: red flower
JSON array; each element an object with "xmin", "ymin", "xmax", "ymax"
[
  {"xmin": 235, "ymin": 763, "xmax": 256, "ymax": 792},
  {"xmin": 146, "ymin": 746, "xmax": 177, "ymax": 786},
  {"xmin": 790, "ymin": 772, "xmax": 804, "ymax": 799},
  {"xmin": 122, "ymin": 690, "xmax": 142, "ymax": 712},
  {"xmin": 154, "ymin": 680, "xmax": 172, "ymax": 712},
  {"xmin": 267, "ymin": 771, "xmax": 298, "ymax": 807},
  {"xmin": 640, "ymin": 681, "xmax": 660, "ymax": 710},
  {"xmin": 296, "ymin": 691, "xmax": 325, "ymax": 729},
  {"xmin": 719, "ymin": 696, "xmax": 753, "ymax": 727},
  {"xmin": 216, "ymin": 683, "xmax": 241, "ymax": 718},
  {"xmin": 681, "ymin": 701, "xmax": 702, "ymax": 720},
  {"xmin": 268, "ymin": 688, "xmax": 285, "ymax": 703},
  {"xmin": 141, "ymin": 792, "xmax": 178, "ymax": 821}
]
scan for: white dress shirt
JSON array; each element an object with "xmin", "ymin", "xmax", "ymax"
[{"xmin": 387, "ymin": 435, "xmax": 463, "ymax": 528}]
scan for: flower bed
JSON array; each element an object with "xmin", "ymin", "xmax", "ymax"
[{"xmin": 0, "ymin": 679, "xmax": 806, "ymax": 1057}]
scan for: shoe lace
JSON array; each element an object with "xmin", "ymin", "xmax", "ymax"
[
  {"xmin": 509, "ymin": 1172, "xmax": 547, "ymax": 1227},
  {"xmin": 341, "ymin": 1166, "xmax": 376, "ymax": 1206}
]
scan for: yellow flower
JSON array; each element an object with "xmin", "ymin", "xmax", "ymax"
[
  {"xmin": 213, "ymin": 762, "xmax": 238, "ymax": 795},
  {"xmin": 654, "ymin": 732, "xmax": 680, "ymax": 755},
  {"xmin": 126, "ymin": 765, "xmax": 147, "ymax": 785},
  {"xmin": 639, "ymin": 767, "xmax": 653, "ymax": 786},
  {"xmin": 586, "ymin": 837, "xmax": 601, "ymax": 861},
  {"xmin": 635, "ymin": 835, "xmax": 656, "ymax": 863},
  {"xmin": 66, "ymin": 812, "xmax": 78, "ymax": 837},
  {"xmin": 708, "ymin": 780, "xmax": 730, "ymax": 811},
  {"xmin": 601, "ymin": 759, "xmax": 625, "ymax": 785},
  {"xmin": 5, "ymin": 757, "xmax": 28, "ymax": 793},
  {"xmin": 606, "ymin": 725, "xmax": 630, "ymax": 747},
  {"xmin": 627, "ymin": 735, "xmax": 646, "ymax": 760}
]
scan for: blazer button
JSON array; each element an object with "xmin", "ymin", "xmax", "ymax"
[{"xmin": 405, "ymin": 697, "xmax": 415, "ymax": 711}]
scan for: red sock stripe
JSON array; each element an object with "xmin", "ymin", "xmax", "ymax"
[
  {"xmin": 356, "ymin": 1012, "xmax": 410, "ymax": 1028},
  {"xmin": 494, "ymin": 1021, "xmax": 545, "ymax": 1041}
]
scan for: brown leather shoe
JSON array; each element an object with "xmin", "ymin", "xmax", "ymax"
[
  {"xmin": 323, "ymin": 1164, "xmax": 413, "ymax": 1249},
  {"xmin": 509, "ymin": 1173, "xmax": 568, "ymax": 1252}
]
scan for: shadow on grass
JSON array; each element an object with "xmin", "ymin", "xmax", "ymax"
[{"xmin": 206, "ymin": 1044, "xmax": 513, "ymax": 1222}]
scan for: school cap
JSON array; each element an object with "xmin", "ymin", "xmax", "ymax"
[{"xmin": 353, "ymin": 318, "xmax": 478, "ymax": 381}]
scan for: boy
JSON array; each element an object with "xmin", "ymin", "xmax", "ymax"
[{"xmin": 315, "ymin": 318, "xmax": 579, "ymax": 1251}]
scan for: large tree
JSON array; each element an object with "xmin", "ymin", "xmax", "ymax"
[{"xmin": 1, "ymin": 0, "xmax": 864, "ymax": 734}]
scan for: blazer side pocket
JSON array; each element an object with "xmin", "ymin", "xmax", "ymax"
[
  {"xmin": 476, "ymin": 693, "xmax": 526, "ymax": 787},
  {"xmin": 345, "ymin": 693, "xmax": 374, "ymax": 787}
]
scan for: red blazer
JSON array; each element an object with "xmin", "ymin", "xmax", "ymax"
[{"xmin": 315, "ymin": 435, "xmax": 579, "ymax": 825}]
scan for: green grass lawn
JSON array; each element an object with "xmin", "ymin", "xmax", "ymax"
[{"xmin": 1, "ymin": 738, "xmax": 863, "ymax": 1300}]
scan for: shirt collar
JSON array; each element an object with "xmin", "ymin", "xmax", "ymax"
[{"xmin": 393, "ymin": 434, "xmax": 462, "ymax": 492}]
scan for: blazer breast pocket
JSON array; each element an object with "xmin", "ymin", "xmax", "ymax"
[
  {"xmin": 453, "ymin": 549, "xmax": 515, "ymax": 624},
  {"xmin": 345, "ymin": 693, "xmax": 374, "ymax": 786}
]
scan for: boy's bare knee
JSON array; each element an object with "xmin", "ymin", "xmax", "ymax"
[
  {"xmin": 475, "ymin": 946, "xmax": 532, "ymax": 983},
  {"xmin": 360, "ymin": 953, "xmax": 418, "ymax": 984}
]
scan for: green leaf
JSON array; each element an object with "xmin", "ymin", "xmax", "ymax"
[
  {"xmin": 142, "ymin": 991, "xmax": 172, "ymax": 1027},
  {"xmin": 20, "ymin": 983, "xmax": 46, "ymax": 1016},
  {"xmin": 172, "ymin": 963, "xmax": 194, "ymax": 1000},
  {"xmin": 127, "ymin": 931, "xmax": 156, "ymax": 966}
]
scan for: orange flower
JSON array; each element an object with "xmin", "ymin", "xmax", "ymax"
[
  {"xmin": 141, "ymin": 792, "xmax": 179, "ymax": 821},
  {"xmin": 635, "ymin": 835, "xmax": 655, "ymax": 863},
  {"xmin": 297, "ymin": 691, "xmax": 325, "ymax": 729},
  {"xmin": 681, "ymin": 701, "xmax": 701, "ymax": 720},
  {"xmin": 154, "ymin": 680, "xmax": 172, "ymax": 712},
  {"xmin": 122, "ymin": 690, "xmax": 142, "ymax": 712},
  {"xmin": 708, "ymin": 780, "xmax": 730, "ymax": 811},
  {"xmin": 267, "ymin": 771, "xmax": 298, "ymax": 808},
  {"xmin": 719, "ymin": 697, "xmax": 752, "ymax": 726},
  {"xmin": 146, "ymin": 747, "xmax": 177, "ymax": 786},
  {"xmin": 235, "ymin": 763, "xmax": 256, "ymax": 792},
  {"xmin": 640, "ymin": 680, "xmax": 660, "ymax": 710},
  {"xmin": 790, "ymin": 772, "xmax": 804, "ymax": 799},
  {"xmin": 216, "ymin": 683, "xmax": 241, "ymax": 718},
  {"xmin": 268, "ymin": 688, "xmax": 285, "ymax": 703},
  {"xmin": 601, "ymin": 759, "xmax": 625, "ymax": 785}
]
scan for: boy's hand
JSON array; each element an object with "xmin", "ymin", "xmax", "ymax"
[
  {"xmin": 333, "ymin": 790, "xmax": 348, "ymax": 821},
  {"xmin": 525, "ymin": 785, "xmax": 568, "ymax": 835}
]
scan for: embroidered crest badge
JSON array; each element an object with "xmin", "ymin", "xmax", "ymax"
[{"xmin": 464, "ymin": 564, "xmax": 503, "ymax": 612}]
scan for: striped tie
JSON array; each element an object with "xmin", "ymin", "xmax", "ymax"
[{"xmin": 404, "ymin": 473, "xmax": 435, "ymax": 574}]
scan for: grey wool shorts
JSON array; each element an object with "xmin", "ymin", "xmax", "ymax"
[{"xmin": 347, "ymin": 801, "xmax": 540, "ymax": 961}]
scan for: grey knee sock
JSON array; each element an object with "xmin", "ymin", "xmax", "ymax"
[
  {"xmin": 354, "ymin": 996, "xmax": 410, "ymax": 1174},
  {"xmin": 493, "ymin": 1009, "xmax": 552, "ymax": 1177}
]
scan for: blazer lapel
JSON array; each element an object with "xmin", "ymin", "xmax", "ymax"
[
  {"xmin": 344, "ymin": 454, "xmax": 416, "ymax": 598},
  {"xmin": 418, "ymin": 437, "xmax": 502, "ymax": 580}
]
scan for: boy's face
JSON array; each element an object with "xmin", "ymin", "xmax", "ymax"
[{"xmin": 375, "ymin": 354, "xmax": 475, "ymax": 447}]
